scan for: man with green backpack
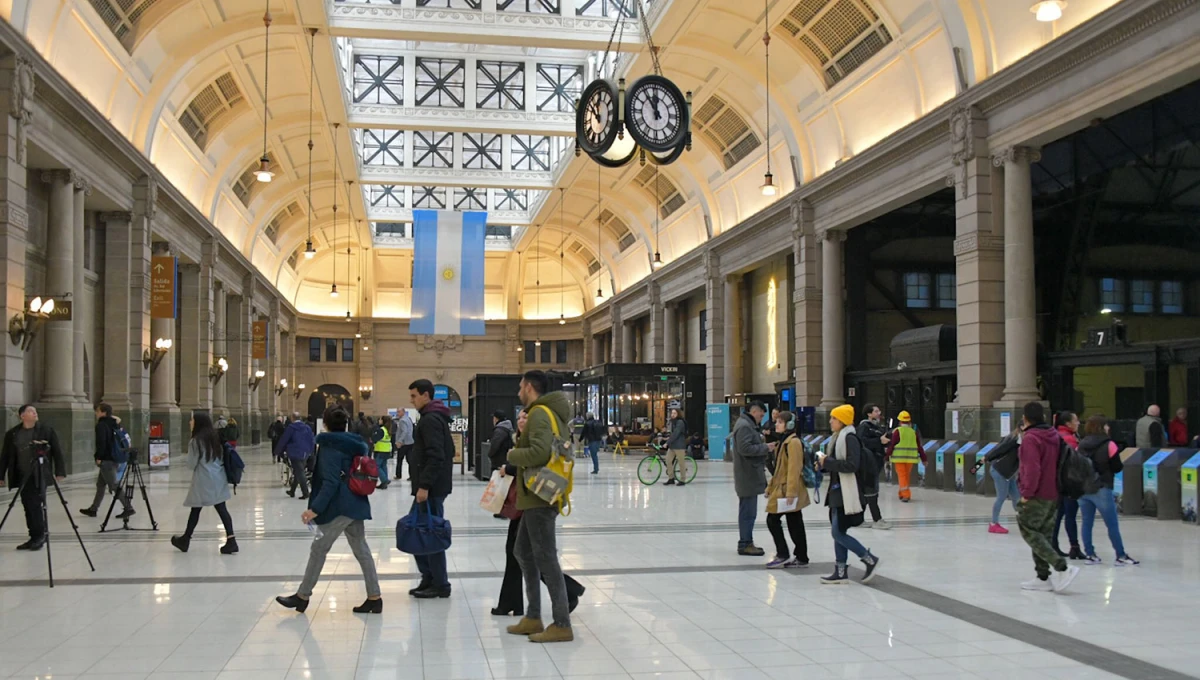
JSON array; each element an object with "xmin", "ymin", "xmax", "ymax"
[{"xmin": 505, "ymin": 370, "xmax": 575, "ymax": 644}]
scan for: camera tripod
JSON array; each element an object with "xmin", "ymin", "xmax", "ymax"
[
  {"xmin": 0, "ymin": 451, "xmax": 95, "ymax": 587},
  {"xmin": 99, "ymin": 453, "xmax": 158, "ymax": 533}
]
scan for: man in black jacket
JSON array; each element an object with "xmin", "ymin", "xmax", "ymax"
[
  {"xmin": 0, "ymin": 405, "xmax": 67, "ymax": 550},
  {"xmin": 857, "ymin": 404, "xmax": 890, "ymax": 530},
  {"xmin": 267, "ymin": 416, "xmax": 286, "ymax": 461},
  {"xmin": 80, "ymin": 403, "xmax": 134, "ymax": 520},
  {"xmin": 408, "ymin": 378, "xmax": 455, "ymax": 599},
  {"xmin": 487, "ymin": 410, "xmax": 514, "ymax": 472}
]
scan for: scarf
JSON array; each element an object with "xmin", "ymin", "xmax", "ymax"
[{"xmin": 833, "ymin": 425, "xmax": 863, "ymax": 515}]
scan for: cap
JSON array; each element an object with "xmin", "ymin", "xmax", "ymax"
[{"xmin": 898, "ymin": 411, "xmax": 912, "ymax": 423}]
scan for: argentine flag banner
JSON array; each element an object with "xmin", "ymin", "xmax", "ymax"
[{"xmin": 409, "ymin": 210, "xmax": 487, "ymax": 336}]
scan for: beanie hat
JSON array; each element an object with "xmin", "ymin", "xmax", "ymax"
[
  {"xmin": 898, "ymin": 410, "xmax": 912, "ymax": 423},
  {"xmin": 831, "ymin": 405, "xmax": 855, "ymax": 427}
]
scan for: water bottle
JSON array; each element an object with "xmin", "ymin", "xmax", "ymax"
[{"xmin": 306, "ymin": 521, "xmax": 323, "ymax": 541}]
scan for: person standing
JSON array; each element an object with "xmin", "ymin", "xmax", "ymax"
[
  {"xmin": 373, "ymin": 416, "xmax": 393, "ymax": 490},
  {"xmin": 1053, "ymin": 411, "xmax": 1082, "ymax": 559},
  {"xmin": 1136, "ymin": 405, "xmax": 1165, "ymax": 449},
  {"xmin": 488, "ymin": 410, "xmax": 515, "ymax": 473},
  {"xmin": 505, "ymin": 370, "xmax": 575, "ymax": 643},
  {"xmin": 79, "ymin": 403, "xmax": 134, "ymax": 520},
  {"xmin": 885, "ymin": 411, "xmax": 925, "ymax": 503},
  {"xmin": 1077, "ymin": 415, "xmax": 1139, "ymax": 566},
  {"xmin": 857, "ymin": 404, "xmax": 889, "ymax": 529},
  {"xmin": 0, "ymin": 405, "xmax": 67, "ymax": 551},
  {"xmin": 732, "ymin": 402, "xmax": 770, "ymax": 556},
  {"xmin": 1169, "ymin": 407, "xmax": 1190, "ymax": 447},
  {"xmin": 268, "ymin": 416, "xmax": 286, "ymax": 461},
  {"xmin": 583, "ymin": 413, "xmax": 604, "ymax": 475},
  {"xmin": 1016, "ymin": 402, "xmax": 1080, "ymax": 593},
  {"xmin": 985, "ymin": 429, "xmax": 1022, "ymax": 534},
  {"xmin": 395, "ymin": 409, "xmax": 415, "ymax": 481},
  {"xmin": 664, "ymin": 408, "xmax": 688, "ymax": 486},
  {"xmin": 171, "ymin": 412, "xmax": 237, "ymax": 555},
  {"xmin": 820, "ymin": 405, "xmax": 880, "ymax": 585},
  {"xmin": 276, "ymin": 412, "xmax": 316, "ymax": 499},
  {"xmin": 407, "ymin": 379, "xmax": 455, "ymax": 599},
  {"xmin": 276, "ymin": 406, "xmax": 383, "ymax": 614},
  {"xmin": 764, "ymin": 411, "xmax": 810, "ymax": 568}
]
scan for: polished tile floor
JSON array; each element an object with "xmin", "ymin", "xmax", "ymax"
[{"xmin": 1, "ymin": 447, "xmax": 1198, "ymax": 680}]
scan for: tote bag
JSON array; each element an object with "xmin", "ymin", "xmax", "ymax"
[
  {"xmin": 395, "ymin": 502, "xmax": 452, "ymax": 556},
  {"xmin": 479, "ymin": 470, "xmax": 513, "ymax": 514}
]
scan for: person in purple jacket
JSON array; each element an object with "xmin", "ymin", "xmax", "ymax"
[{"xmin": 1016, "ymin": 402, "xmax": 1080, "ymax": 593}]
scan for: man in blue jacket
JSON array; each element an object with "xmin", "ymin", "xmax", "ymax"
[{"xmin": 275, "ymin": 412, "xmax": 316, "ymax": 499}]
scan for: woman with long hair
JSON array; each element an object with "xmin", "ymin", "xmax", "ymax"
[
  {"xmin": 764, "ymin": 411, "xmax": 810, "ymax": 568},
  {"xmin": 1077, "ymin": 415, "xmax": 1139, "ymax": 566},
  {"xmin": 1053, "ymin": 411, "xmax": 1082, "ymax": 559},
  {"xmin": 171, "ymin": 412, "xmax": 237, "ymax": 555},
  {"xmin": 664, "ymin": 408, "xmax": 688, "ymax": 486}
]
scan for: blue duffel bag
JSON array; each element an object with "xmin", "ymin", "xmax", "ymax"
[{"xmin": 396, "ymin": 502, "xmax": 452, "ymax": 556}]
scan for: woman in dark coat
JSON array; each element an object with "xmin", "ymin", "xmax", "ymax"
[{"xmin": 492, "ymin": 410, "xmax": 586, "ymax": 617}]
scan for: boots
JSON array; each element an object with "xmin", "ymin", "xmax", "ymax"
[
  {"xmin": 821, "ymin": 565, "xmax": 848, "ymax": 585},
  {"xmin": 220, "ymin": 537, "xmax": 239, "ymax": 555},
  {"xmin": 170, "ymin": 535, "xmax": 191, "ymax": 553},
  {"xmin": 506, "ymin": 617, "xmax": 546, "ymax": 636},
  {"xmin": 529, "ymin": 624, "xmax": 574, "ymax": 643},
  {"xmin": 353, "ymin": 598, "xmax": 383, "ymax": 614}
]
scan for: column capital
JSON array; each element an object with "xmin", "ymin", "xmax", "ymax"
[
  {"xmin": 100, "ymin": 211, "xmax": 133, "ymax": 223},
  {"xmin": 992, "ymin": 146, "xmax": 1042, "ymax": 168},
  {"xmin": 227, "ymin": 293, "xmax": 244, "ymax": 303},
  {"xmin": 41, "ymin": 168, "xmax": 87, "ymax": 188},
  {"xmin": 179, "ymin": 262, "xmax": 201, "ymax": 274},
  {"xmin": 151, "ymin": 241, "xmax": 172, "ymax": 256},
  {"xmin": 818, "ymin": 228, "xmax": 847, "ymax": 244}
]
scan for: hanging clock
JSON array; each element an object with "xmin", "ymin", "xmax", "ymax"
[
  {"xmin": 576, "ymin": 79, "xmax": 620, "ymax": 156},
  {"xmin": 643, "ymin": 136, "xmax": 688, "ymax": 166},
  {"xmin": 624, "ymin": 75, "xmax": 689, "ymax": 153}
]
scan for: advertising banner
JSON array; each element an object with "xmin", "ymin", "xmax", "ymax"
[{"xmin": 706, "ymin": 403, "xmax": 730, "ymax": 461}]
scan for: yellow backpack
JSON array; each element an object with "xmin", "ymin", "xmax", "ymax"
[{"xmin": 523, "ymin": 404, "xmax": 575, "ymax": 516}]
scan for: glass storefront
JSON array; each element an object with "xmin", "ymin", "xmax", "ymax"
[{"xmin": 570, "ymin": 364, "xmax": 706, "ymax": 444}]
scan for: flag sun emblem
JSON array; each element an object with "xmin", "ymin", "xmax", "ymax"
[{"xmin": 442, "ymin": 267, "xmax": 455, "ymax": 281}]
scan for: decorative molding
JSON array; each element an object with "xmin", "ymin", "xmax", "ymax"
[
  {"xmin": 948, "ymin": 105, "xmax": 987, "ymax": 200},
  {"xmin": 8, "ymin": 54, "xmax": 34, "ymax": 166},
  {"xmin": 954, "ymin": 234, "xmax": 1004, "ymax": 256},
  {"xmin": 992, "ymin": 146, "xmax": 1042, "ymax": 167},
  {"xmin": 359, "ymin": 165, "xmax": 555, "ymax": 188},
  {"xmin": 99, "ymin": 211, "xmax": 133, "ymax": 223},
  {"xmin": 0, "ymin": 200, "xmax": 28, "ymax": 230},
  {"xmin": 819, "ymin": 229, "xmax": 848, "ymax": 244},
  {"xmin": 703, "ymin": 250, "xmax": 719, "ymax": 281},
  {"xmin": 793, "ymin": 286, "xmax": 821, "ymax": 303},
  {"xmin": 417, "ymin": 334, "xmax": 464, "ymax": 359}
]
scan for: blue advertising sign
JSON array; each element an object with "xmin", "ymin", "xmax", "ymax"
[{"xmin": 706, "ymin": 403, "xmax": 731, "ymax": 461}]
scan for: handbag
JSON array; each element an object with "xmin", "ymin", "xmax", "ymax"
[
  {"xmin": 500, "ymin": 478, "xmax": 522, "ymax": 520},
  {"xmin": 522, "ymin": 405, "xmax": 575, "ymax": 516},
  {"xmin": 395, "ymin": 502, "xmax": 452, "ymax": 556},
  {"xmin": 479, "ymin": 470, "xmax": 513, "ymax": 514}
]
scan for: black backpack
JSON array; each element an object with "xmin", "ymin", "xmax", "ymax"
[{"xmin": 1057, "ymin": 438, "xmax": 1101, "ymax": 500}]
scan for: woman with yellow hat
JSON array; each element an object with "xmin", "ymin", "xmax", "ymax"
[
  {"xmin": 885, "ymin": 411, "xmax": 926, "ymax": 502},
  {"xmin": 820, "ymin": 404, "xmax": 880, "ymax": 585}
]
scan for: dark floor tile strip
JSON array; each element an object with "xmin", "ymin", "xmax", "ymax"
[{"xmin": 866, "ymin": 575, "xmax": 1195, "ymax": 680}]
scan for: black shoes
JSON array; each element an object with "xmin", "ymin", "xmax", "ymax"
[
  {"xmin": 170, "ymin": 535, "xmax": 191, "ymax": 553},
  {"xmin": 16, "ymin": 537, "xmax": 45, "ymax": 551},
  {"xmin": 664, "ymin": 479, "xmax": 676, "ymax": 486},
  {"xmin": 861, "ymin": 552, "xmax": 880, "ymax": 584},
  {"xmin": 491, "ymin": 607, "xmax": 523, "ymax": 616},
  {"xmin": 412, "ymin": 585, "xmax": 451, "ymax": 599},
  {"xmin": 409, "ymin": 579, "xmax": 432, "ymax": 596},
  {"xmin": 677, "ymin": 481, "xmax": 687, "ymax": 487},
  {"xmin": 377, "ymin": 482, "xmax": 390, "ymax": 490},
  {"xmin": 1068, "ymin": 546, "xmax": 1085, "ymax": 560},
  {"xmin": 276, "ymin": 594, "xmax": 310, "ymax": 613},
  {"xmin": 79, "ymin": 508, "xmax": 98, "ymax": 518},
  {"xmin": 286, "ymin": 489, "xmax": 295, "ymax": 498},
  {"xmin": 299, "ymin": 495, "xmax": 309, "ymax": 500},
  {"xmin": 117, "ymin": 508, "xmax": 136, "ymax": 520},
  {"xmin": 353, "ymin": 598, "xmax": 384, "ymax": 614},
  {"xmin": 220, "ymin": 537, "xmax": 239, "ymax": 555}
]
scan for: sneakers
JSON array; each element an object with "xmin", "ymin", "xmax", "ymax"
[
  {"xmin": 529, "ymin": 624, "xmax": 574, "ymax": 643},
  {"xmin": 765, "ymin": 555, "xmax": 789, "ymax": 569},
  {"xmin": 1051, "ymin": 565, "xmax": 1080, "ymax": 593},
  {"xmin": 821, "ymin": 566, "xmax": 849, "ymax": 585},
  {"xmin": 872, "ymin": 519, "xmax": 892, "ymax": 530},
  {"xmin": 1082, "ymin": 554, "xmax": 1102, "ymax": 565},
  {"xmin": 988, "ymin": 523, "xmax": 1009, "ymax": 534},
  {"xmin": 737, "ymin": 544, "xmax": 766, "ymax": 557},
  {"xmin": 1021, "ymin": 578, "xmax": 1054, "ymax": 592},
  {"xmin": 507, "ymin": 617, "xmax": 546, "ymax": 636},
  {"xmin": 860, "ymin": 552, "xmax": 880, "ymax": 584},
  {"xmin": 79, "ymin": 507, "xmax": 98, "ymax": 518},
  {"xmin": 783, "ymin": 557, "xmax": 809, "ymax": 568},
  {"xmin": 1115, "ymin": 554, "xmax": 1140, "ymax": 566}
]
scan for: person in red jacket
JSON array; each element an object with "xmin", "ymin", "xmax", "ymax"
[
  {"xmin": 1169, "ymin": 407, "xmax": 1190, "ymax": 447},
  {"xmin": 1016, "ymin": 402, "xmax": 1080, "ymax": 594}
]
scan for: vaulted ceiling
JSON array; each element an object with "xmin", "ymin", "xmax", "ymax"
[{"xmin": 5, "ymin": 0, "xmax": 1124, "ymax": 320}]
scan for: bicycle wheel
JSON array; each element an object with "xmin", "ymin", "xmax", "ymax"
[
  {"xmin": 683, "ymin": 456, "xmax": 698, "ymax": 484},
  {"xmin": 637, "ymin": 455, "xmax": 663, "ymax": 485}
]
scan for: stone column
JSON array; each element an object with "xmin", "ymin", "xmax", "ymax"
[
  {"xmin": 647, "ymin": 283, "xmax": 664, "ymax": 364},
  {"xmin": 212, "ymin": 283, "xmax": 227, "ymax": 412},
  {"xmin": 704, "ymin": 252, "xmax": 725, "ymax": 403},
  {"xmin": 72, "ymin": 176, "xmax": 90, "ymax": 401},
  {"xmin": 581, "ymin": 317, "xmax": 592, "ymax": 368},
  {"xmin": 40, "ymin": 170, "xmax": 76, "ymax": 401},
  {"xmin": 723, "ymin": 274, "xmax": 741, "ymax": 397},
  {"xmin": 100, "ymin": 212, "xmax": 133, "ymax": 413},
  {"xmin": 0, "ymin": 55, "xmax": 32, "ymax": 425},
  {"xmin": 127, "ymin": 177, "xmax": 154, "ymax": 452},
  {"xmin": 177, "ymin": 260, "xmax": 212, "ymax": 416},
  {"xmin": 663, "ymin": 302, "xmax": 678, "ymax": 364},
  {"xmin": 226, "ymin": 291, "xmax": 250, "ymax": 433},
  {"xmin": 995, "ymin": 146, "xmax": 1042, "ymax": 406},
  {"xmin": 609, "ymin": 305, "xmax": 622, "ymax": 363},
  {"xmin": 149, "ymin": 242, "xmax": 181, "ymax": 453},
  {"xmin": 266, "ymin": 298, "xmax": 280, "ymax": 419},
  {"xmin": 791, "ymin": 201, "xmax": 822, "ymax": 408},
  {"xmin": 621, "ymin": 320, "xmax": 635, "ymax": 363},
  {"xmin": 592, "ymin": 330, "xmax": 604, "ymax": 365},
  {"xmin": 819, "ymin": 229, "xmax": 846, "ymax": 409}
]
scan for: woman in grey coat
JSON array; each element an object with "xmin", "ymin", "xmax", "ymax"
[
  {"xmin": 664, "ymin": 409, "xmax": 689, "ymax": 486},
  {"xmin": 171, "ymin": 412, "xmax": 237, "ymax": 555}
]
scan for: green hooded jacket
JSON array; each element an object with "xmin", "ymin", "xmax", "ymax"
[{"xmin": 507, "ymin": 390, "xmax": 572, "ymax": 511}]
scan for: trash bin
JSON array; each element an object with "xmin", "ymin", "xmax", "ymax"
[
  {"xmin": 1144, "ymin": 449, "xmax": 1188, "ymax": 519},
  {"xmin": 955, "ymin": 442, "xmax": 979, "ymax": 493},
  {"xmin": 1118, "ymin": 449, "xmax": 1152, "ymax": 515},
  {"xmin": 1182, "ymin": 451, "xmax": 1200, "ymax": 525}
]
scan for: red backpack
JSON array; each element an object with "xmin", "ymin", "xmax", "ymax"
[{"xmin": 348, "ymin": 454, "xmax": 380, "ymax": 496}]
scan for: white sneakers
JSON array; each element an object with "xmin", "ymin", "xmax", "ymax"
[
  {"xmin": 868, "ymin": 519, "xmax": 893, "ymax": 530},
  {"xmin": 1021, "ymin": 578, "xmax": 1053, "ymax": 592},
  {"xmin": 1022, "ymin": 565, "xmax": 1080, "ymax": 593}
]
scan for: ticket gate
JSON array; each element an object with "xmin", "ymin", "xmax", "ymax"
[
  {"xmin": 1143, "ymin": 450, "xmax": 1191, "ymax": 520},
  {"xmin": 940, "ymin": 441, "xmax": 965, "ymax": 492},
  {"xmin": 916, "ymin": 439, "xmax": 940, "ymax": 488},
  {"xmin": 953, "ymin": 442, "xmax": 979, "ymax": 493},
  {"xmin": 1183, "ymin": 452, "xmax": 1200, "ymax": 525},
  {"xmin": 1118, "ymin": 449, "xmax": 1151, "ymax": 515},
  {"xmin": 968, "ymin": 442, "xmax": 997, "ymax": 495}
]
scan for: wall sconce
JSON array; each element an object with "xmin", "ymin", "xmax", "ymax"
[
  {"xmin": 293, "ymin": 383, "xmax": 306, "ymax": 400},
  {"xmin": 142, "ymin": 337, "xmax": 172, "ymax": 372},
  {"xmin": 359, "ymin": 385, "xmax": 373, "ymax": 401},
  {"xmin": 8, "ymin": 296, "xmax": 54, "ymax": 352},
  {"xmin": 249, "ymin": 369, "xmax": 266, "ymax": 391},
  {"xmin": 209, "ymin": 357, "xmax": 229, "ymax": 383},
  {"xmin": 275, "ymin": 377, "xmax": 288, "ymax": 396}
]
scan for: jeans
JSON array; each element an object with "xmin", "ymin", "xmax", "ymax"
[
  {"xmin": 1080, "ymin": 487, "xmax": 1126, "ymax": 557},
  {"xmin": 183, "ymin": 503, "xmax": 234, "ymax": 539},
  {"xmin": 298, "ymin": 516, "xmax": 381, "ymax": 598},
  {"xmin": 413, "ymin": 496, "xmax": 449, "ymax": 588},
  {"xmin": 288, "ymin": 457, "xmax": 310, "ymax": 497},
  {"xmin": 737, "ymin": 496, "xmax": 757, "ymax": 548},
  {"xmin": 90, "ymin": 461, "xmax": 129, "ymax": 513},
  {"xmin": 830, "ymin": 511, "xmax": 868, "ymax": 566},
  {"xmin": 587, "ymin": 441, "xmax": 601, "ymax": 473},
  {"xmin": 374, "ymin": 452, "xmax": 390, "ymax": 485},
  {"xmin": 514, "ymin": 506, "xmax": 570, "ymax": 628},
  {"xmin": 1053, "ymin": 498, "xmax": 1080, "ymax": 549},
  {"xmin": 990, "ymin": 467, "xmax": 1019, "ymax": 524},
  {"xmin": 1018, "ymin": 498, "xmax": 1067, "ymax": 580}
]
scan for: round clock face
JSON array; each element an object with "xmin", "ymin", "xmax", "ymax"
[
  {"xmin": 625, "ymin": 75, "xmax": 689, "ymax": 153},
  {"xmin": 576, "ymin": 79, "xmax": 619, "ymax": 156}
]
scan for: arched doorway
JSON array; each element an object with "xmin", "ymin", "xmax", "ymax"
[{"xmin": 307, "ymin": 384, "xmax": 354, "ymax": 426}]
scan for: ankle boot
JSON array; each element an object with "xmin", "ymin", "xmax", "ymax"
[
  {"xmin": 220, "ymin": 537, "xmax": 239, "ymax": 554},
  {"xmin": 276, "ymin": 594, "xmax": 309, "ymax": 613},
  {"xmin": 353, "ymin": 598, "xmax": 383, "ymax": 614},
  {"xmin": 170, "ymin": 535, "xmax": 191, "ymax": 553}
]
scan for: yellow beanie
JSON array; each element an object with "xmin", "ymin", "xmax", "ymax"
[{"xmin": 831, "ymin": 404, "xmax": 855, "ymax": 427}]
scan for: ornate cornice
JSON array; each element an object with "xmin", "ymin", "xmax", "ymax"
[
  {"xmin": 992, "ymin": 146, "xmax": 1042, "ymax": 167},
  {"xmin": 99, "ymin": 211, "xmax": 132, "ymax": 222}
]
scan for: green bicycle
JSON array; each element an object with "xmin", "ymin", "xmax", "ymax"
[{"xmin": 637, "ymin": 438, "xmax": 697, "ymax": 485}]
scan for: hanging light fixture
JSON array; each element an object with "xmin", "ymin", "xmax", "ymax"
[
  {"xmin": 303, "ymin": 27, "xmax": 318, "ymax": 259},
  {"xmin": 652, "ymin": 165, "xmax": 664, "ymax": 268},
  {"xmin": 559, "ymin": 188, "xmax": 567, "ymax": 325},
  {"xmin": 330, "ymin": 123, "xmax": 339, "ymax": 298},
  {"xmin": 345, "ymin": 184, "xmax": 355, "ymax": 313},
  {"xmin": 1031, "ymin": 1, "xmax": 1066, "ymax": 22},
  {"xmin": 255, "ymin": 1, "xmax": 274, "ymax": 183},
  {"xmin": 760, "ymin": 0, "xmax": 777, "ymax": 197},
  {"xmin": 595, "ymin": 165, "xmax": 605, "ymax": 304}
]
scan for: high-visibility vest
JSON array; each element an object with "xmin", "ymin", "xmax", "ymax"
[
  {"xmin": 891, "ymin": 425, "xmax": 920, "ymax": 463},
  {"xmin": 373, "ymin": 427, "xmax": 392, "ymax": 454}
]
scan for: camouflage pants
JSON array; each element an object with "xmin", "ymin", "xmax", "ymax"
[{"xmin": 1018, "ymin": 498, "xmax": 1067, "ymax": 580}]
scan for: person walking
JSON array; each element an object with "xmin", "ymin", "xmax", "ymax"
[
  {"xmin": 820, "ymin": 405, "xmax": 880, "ymax": 585},
  {"xmin": 395, "ymin": 409, "xmax": 415, "ymax": 481},
  {"xmin": 407, "ymin": 379, "xmax": 455, "ymax": 599},
  {"xmin": 0, "ymin": 405, "xmax": 67, "ymax": 551},
  {"xmin": 732, "ymin": 402, "xmax": 770, "ymax": 556},
  {"xmin": 583, "ymin": 413, "xmax": 604, "ymax": 475},
  {"xmin": 1077, "ymin": 415, "xmax": 1139, "ymax": 566},
  {"xmin": 1053, "ymin": 411, "xmax": 1082, "ymax": 559},
  {"xmin": 1016, "ymin": 402, "xmax": 1080, "ymax": 593},
  {"xmin": 664, "ymin": 408, "xmax": 688, "ymax": 486},
  {"xmin": 276, "ymin": 412, "xmax": 316, "ymax": 499},
  {"xmin": 171, "ymin": 412, "xmax": 238, "ymax": 555},
  {"xmin": 1136, "ymin": 405, "xmax": 1166, "ymax": 449},
  {"xmin": 857, "ymin": 404, "xmax": 889, "ymax": 529},
  {"xmin": 493, "ymin": 409, "xmax": 585, "ymax": 618},
  {"xmin": 276, "ymin": 406, "xmax": 383, "ymax": 615},
  {"xmin": 373, "ymin": 415, "xmax": 393, "ymax": 490},
  {"xmin": 764, "ymin": 411, "xmax": 810, "ymax": 569},
  {"xmin": 268, "ymin": 416, "xmax": 286, "ymax": 461},
  {"xmin": 985, "ymin": 428, "xmax": 1022, "ymax": 534},
  {"xmin": 504, "ymin": 370, "xmax": 575, "ymax": 643},
  {"xmin": 885, "ymin": 411, "xmax": 925, "ymax": 503},
  {"xmin": 80, "ymin": 403, "xmax": 134, "ymax": 520},
  {"xmin": 487, "ymin": 410, "xmax": 515, "ymax": 473}
]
